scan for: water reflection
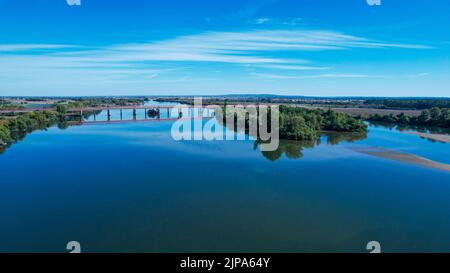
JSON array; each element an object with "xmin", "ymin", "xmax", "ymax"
[
  {"xmin": 254, "ymin": 131, "xmax": 368, "ymax": 161},
  {"xmin": 369, "ymin": 121, "xmax": 450, "ymax": 135},
  {"xmin": 254, "ymin": 139, "xmax": 318, "ymax": 161},
  {"xmin": 325, "ymin": 131, "xmax": 368, "ymax": 146}
]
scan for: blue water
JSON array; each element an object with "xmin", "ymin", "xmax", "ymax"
[{"xmin": 0, "ymin": 112, "xmax": 449, "ymax": 252}]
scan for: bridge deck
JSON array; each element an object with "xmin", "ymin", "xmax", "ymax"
[
  {"xmin": 69, "ymin": 116, "xmax": 213, "ymax": 125},
  {"xmin": 67, "ymin": 105, "xmax": 219, "ymax": 112},
  {"xmin": 0, "ymin": 105, "xmax": 220, "ymax": 114}
]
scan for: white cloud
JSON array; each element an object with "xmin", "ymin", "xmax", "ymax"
[
  {"xmin": 253, "ymin": 17, "xmax": 303, "ymax": 26},
  {"xmin": 0, "ymin": 28, "xmax": 431, "ymax": 93},
  {"xmin": 260, "ymin": 64, "xmax": 331, "ymax": 70},
  {"xmin": 0, "ymin": 44, "xmax": 80, "ymax": 52},
  {"xmin": 1, "ymin": 29, "xmax": 431, "ymax": 68},
  {"xmin": 299, "ymin": 73, "xmax": 372, "ymax": 79},
  {"xmin": 252, "ymin": 73, "xmax": 387, "ymax": 80},
  {"xmin": 251, "ymin": 73, "xmax": 299, "ymax": 79},
  {"xmin": 254, "ymin": 18, "xmax": 271, "ymax": 24},
  {"xmin": 417, "ymin": 72, "xmax": 431, "ymax": 77}
]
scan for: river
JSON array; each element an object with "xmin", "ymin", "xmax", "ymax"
[{"xmin": 0, "ymin": 101, "xmax": 449, "ymax": 252}]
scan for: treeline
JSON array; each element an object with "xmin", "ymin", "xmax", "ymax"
[
  {"xmin": 0, "ymin": 98, "xmax": 147, "ymax": 152},
  {"xmin": 52, "ymin": 98, "xmax": 146, "ymax": 115},
  {"xmin": 221, "ymin": 105, "xmax": 367, "ymax": 141},
  {"xmin": 59, "ymin": 98, "xmax": 145, "ymax": 107},
  {"xmin": 278, "ymin": 106, "xmax": 367, "ymax": 141},
  {"xmin": 0, "ymin": 111, "xmax": 60, "ymax": 148},
  {"xmin": 364, "ymin": 99, "xmax": 450, "ymax": 110},
  {"xmin": 367, "ymin": 107, "xmax": 450, "ymax": 128},
  {"xmin": 0, "ymin": 101, "xmax": 26, "ymax": 110}
]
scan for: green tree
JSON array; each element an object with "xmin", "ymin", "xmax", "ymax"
[
  {"xmin": 417, "ymin": 110, "xmax": 430, "ymax": 124},
  {"xmin": 56, "ymin": 104, "xmax": 67, "ymax": 115},
  {"xmin": 430, "ymin": 107, "xmax": 442, "ymax": 122},
  {"xmin": 0, "ymin": 125, "xmax": 12, "ymax": 144}
]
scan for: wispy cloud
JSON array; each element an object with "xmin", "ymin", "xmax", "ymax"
[
  {"xmin": 299, "ymin": 73, "xmax": 372, "ymax": 79},
  {"xmin": 254, "ymin": 18, "xmax": 271, "ymax": 25},
  {"xmin": 253, "ymin": 17, "xmax": 303, "ymax": 26},
  {"xmin": 251, "ymin": 72, "xmax": 299, "ymax": 79},
  {"xmin": 252, "ymin": 72, "xmax": 387, "ymax": 80},
  {"xmin": 1, "ymin": 29, "xmax": 431, "ymax": 66},
  {"xmin": 259, "ymin": 64, "xmax": 332, "ymax": 71},
  {"xmin": 0, "ymin": 28, "xmax": 431, "ymax": 91},
  {"xmin": 0, "ymin": 44, "xmax": 81, "ymax": 52},
  {"xmin": 417, "ymin": 72, "xmax": 431, "ymax": 77}
]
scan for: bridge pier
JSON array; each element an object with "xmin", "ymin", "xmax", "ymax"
[
  {"xmin": 120, "ymin": 109, "xmax": 123, "ymax": 120},
  {"xmin": 133, "ymin": 108, "xmax": 137, "ymax": 120},
  {"xmin": 107, "ymin": 109, "xmax": 111, "ymax": 121}
]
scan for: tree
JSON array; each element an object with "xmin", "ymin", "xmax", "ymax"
[
  {"xmin": 56, "ymin": 104, "xmax": 67, "ymax": 115},
  {"xmin": 280, "ymin": 115, "xmax": 315, "ymax": 140},
  {"xmin": 430, "ymin": 107, "xmax": 442, "ymax": 122},
  {"xmin": 0, "ymin": 125, "xmax": 12, "ymax": 144},
  {"xmin": 396, "ymin": 113, "xmax": 410, "ymax": 124},
  {"xmin": 418, "ymin": 110, "xmax": 430, "ymax": 124}
]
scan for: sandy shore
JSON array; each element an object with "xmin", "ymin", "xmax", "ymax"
[
  {"xmin": 353, "ymin": 146, "xmax": 450, "ymax": 172},
  {"xmin": 405, "ymin": 131, "xmax": 450, "ymax": 143}
]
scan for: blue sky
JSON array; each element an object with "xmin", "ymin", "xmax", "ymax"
[{"xmin": 0, "ymin": 0, "xmax": 449, "ymax": 97}]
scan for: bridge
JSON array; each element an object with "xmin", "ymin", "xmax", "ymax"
[
  {"xmin": 0, "ymin": 104, "xmax": 217, "ymax": 113},
  {"xmin": 0, "ymin": 104, "xmax": 218, "ymax": 124},
  {"xmin": 69, "ymin": 116, "xmax": 213, "ymax": 126},
  {"xmin": 66, "ymin": 105, "xmax": 217, "ymax": 124}
]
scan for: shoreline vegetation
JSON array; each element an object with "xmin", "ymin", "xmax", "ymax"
[
  {"xmin": 1, "ymin": 97, "xmax": 449, "ymax": 154},
  {"xmin": 0, "ymin": 110, "xmax": 59, "ymax": 144},
  {"xmin": 215, "ymin": 104, "xmax": 369, "ymax": 160},
  {"xmin": 367, "ymin": 107, "xmax": 450, "ymax": 129},
  {"xmin": 0, "ymin": 110, "xmax": 67, "ymax": 153},
  {"xmin": 214, "ymin": 104, "xmax": 368, "ymax": 138},
  {"xmin": 0, "ymin": 98, "xmax": 146, "ymax": 153},
  {"xmin": 156, "ymin": 97, "xmax": 450, "ymax": 129},
  {"xmin": 270, "ymin": 105, "xmax": 367, "ymax": 141},
  {"xmin": 155, "ymin": 97, "xmax": 450, "ymax": 110}
]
